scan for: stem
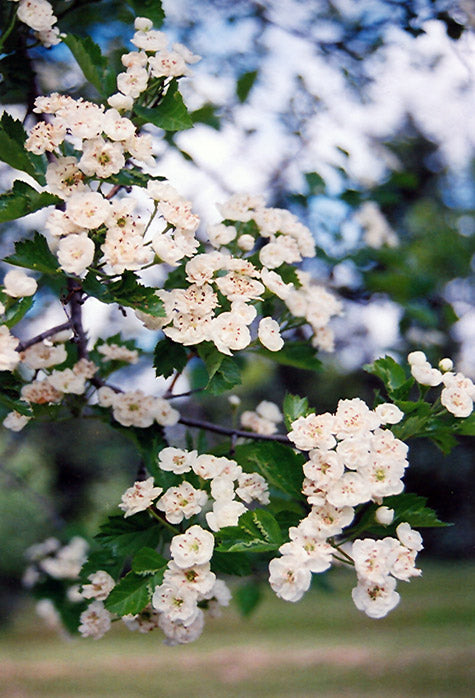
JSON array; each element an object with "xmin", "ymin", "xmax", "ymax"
[
  {"xmin": 16, "ymin": 320, "xmax": 74, "ymax": 353},
  {"xmin": 67, "ymin": 279, "xmax": 89, "ymax": 359},
  {"xmin": 330, "ymin": 542, "xmax": 354, "ymax": 565},
  {"xmin": 0, "ymin": 10, "xmax": 17, "ymax": 53},
  {"xmin": 178, "ymin": 415, "xmax": 291, "ymax": 444},
  {"xmin": 147, "ymin": 506, "xmax": 179, "ymax": 534}
]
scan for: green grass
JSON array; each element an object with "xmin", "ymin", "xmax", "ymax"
[{"xmin": 1, "ymin": 561, "xmax": 474, "ymax": 697}]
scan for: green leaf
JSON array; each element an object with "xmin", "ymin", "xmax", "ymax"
[
  {"xmin": 236, "ymin": 70, "xmax": 258, "ymax": 103},
  {"xmin": 283, "ymin": 393, "xmax": 310, "ymax": 431},
  {"xmin": 105, "ymin": 570, "xmax": 161, "ymax": 616},
  {"xmin": 134, "ymin": 81, "xmax": 193, "ymax": 132},
  {"xmin": 256, "ymin": 342, "xmax": 322, "ymax": 372},
  {"xmin": 210, "ymin": 551, "xmax": 252, "ymax": 577},
  {"xmin": 455, "ymin": 412, "xmax": 475, "ymax": 436},
  {"xmin": 233, "ymin": 441, "xmax": 305, "ymax": 499},
  {"xmin": 0, "ymin": 180, "xmax": 60, "ymax": 223},
  {"xmin": 132, "ymin": 547, "xmax": 168, "ymax": 576},
  {"xmin": 387, "ymin": 493, "xmax": 450, "ymax": 528},
  {"xmin": 364, "ymin": 355, "xmax": 414, "ymax": 400},
  {"xmin": 4, "ymin": 232, "xmax": 59, "ymax": 274},
  {"xmin": 0, "ymin": 392, "xmax": 32, "ymax": 417},
  {"xmin": 197, "ymin": 342, "xmax": 242, "ymax": 395},
  {"xmin": 235, "ymin": 581, "xmax": 262, "ymax": 617},
  {"xmin": 216, "ymin": 509, "xmax": 283, "ymax": 553},
  {"xmin": 153, "ymin": 338, "xmax": 189, "ymax": 379},
  {"xmin": 95, "ymin": 513, "xmax": 162, "ymax": 557},
  {"xmin": 79, "ymin": 549, "xmax": 124, "ymax": 582},
  {"xmin": 0, "ymin": 113, "xmax": 46, "ymax": 183},
  {"xmin": 107, "ymin": 170, "xmax": 165, "ymax": 188},
  {"xmin": 62, "ymin": 34, "xmax": 107, "ymax": 95},
  {"xmin": 3, "ymin": 296, "xmax": 34, "ymax": 328},
  {"xmin": 83, "ymin": 271, "xmax": 165, "ymax": 316},
  {"xmin": 191, "ymin": 103, "xmax": 220, "ymax": 130},
  {"xmin": 304, "ymin": 171, "xmax": 326, "ymax": 195},
  {"xmin": 125, "ymin": 0, "xmax": 165, "ymax": 25}
]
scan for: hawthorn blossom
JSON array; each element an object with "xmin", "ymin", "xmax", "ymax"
[
  {"xmin": 351, "ymin": 575, "xmax": 400, "ymax": 619},
  {"xmin": 0, "ymin": 325, "xmax": 20, "ymax": 371},
  {"xmin": 158, "ymin": 447, "xmax": 197, "ymax": 474},
  {"xmin": 268, "ymin": 555, "xmax": 312, "ymax": 602},
  {"xmin": 119, "ymin": 477, "xmax": 163, "ymax": 517},
  {"xmin": 3, "ymin": 269, "xmax": 37, "ymax": 297},
  {"xmin": 57, "ymin": 234, "xmax": 95, "ymax": 276},
  {"xmin": 3, "ymin": 411, "xmax": 30, "ymax": 432},
  {"xmin": 78, "ymin": 601, "xmax": 112, "ymax": 639},
  {"xmin": 258, "ymin": 317, "xmax": 284, "ymax": 352},
  {"xmin": 169, "ymin": 525, "xmax": 215, "ymax": 568},
  {"xmin": 81, "ymin": 571, "xmax": 115, "ymax": 601},
  {"xmin": 156, "ymin": 482, "xmax": 208, "ymax": 524}
]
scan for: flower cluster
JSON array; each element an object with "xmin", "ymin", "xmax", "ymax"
[
  {"xmin": 268, "ymin": 397, "xmax": 422, "ymax": 618},
  {"xmin": 409, "ymin": 351, "xmax": 474, "ymax": 418},
  {"xmin": 9, "ymin": 0, "xmax": 61, "ymax": 47},
  {"xmin": 23, "ymin": 536, "xmax": 89, "ymax": 590}
]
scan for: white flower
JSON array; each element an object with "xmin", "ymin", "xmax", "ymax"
[
  {"xmin": 441, "ymin": 384, "xmax": 473, "ymax": 418},
  {"xmin": 117, "ymin": 67, "xmax": 149, "ymax": 98},
  {"xmin": 237, "ymin": 234, "xmax": 255, "ymax": 251},
  {"xmin": 279, "ymin": 536, "xmax": 333, "ymax": 573},
  {"xmin": 152, "ymin": 583, "xmax": 200, "ymax": 626},
  {"xmin": 396, "ymin": 523, "xmax": 423, "ymax": 552},
  {"xmin": 159, "ymin": 608, "xmax": 205, "ymax": 645},
  {"xmin": 258, "ymin": 317, "xmax": 284, "ymax": 352},
  {"xmin": 148, "ymin": 51, "xmax": 189, "ymax": 78},
  {"xmin": 158, "ymin": 447, "xmax": 197, "ymax": 474},
  {"xmin": 268, "ymin": 555, "xmax": 312, "ymax": 602},
  {"xmin": 112, "ymin": 391, "xmax": 157, "ymax": 427},
  {"xmin": 119, "ymin": 477, "xmax": 163, "ymax": 518},
  {"xmin": 21, "ymin": 378, "xmax": 62, "ymax": 404},
  {"xmin": 45, "ymin": 157, "xmax": 86, "ymax": 198},
  {"xmin": 240, "ymin": 410, "xmax": 278, "ymax": 436},
  {"xmin": 206, "ymin": 499, "xmax": 247, "ymax": 532},
  {"xmin": 103, "ymin": 109, "xmax": 136, "ymax": 141},
  {"xmin": 20, "ymin": 341, "xmax": 67, "ymax": 370},
  {"xmin": 48, "ymin": 368, "xmax": 86, "ymax": 395},
  {"xmin": 3, "ymin": 269, "xmax": 37, "ymax": 298},
  {"xmin": 66, "ymin": 192, "xmax": 111, "ymax": 230},
  {"xmin": 81, "ymin": 571, "xmax": 115, "ymax": 601},
  {"xmin": 374, "ymin": 403, "xmax": 404, "ymax": 425},
  {"xmin": 334, "ymin": 398, "xmax": 380, "ymax": 439},
  {"xmin": 131, "ymin": 28, "xmax": 168, "ymax": 52},
  {"xmin": 25, "ymin": 120, "xmax": 66, "ymax": 154},
  {"xmin": 352, "ymin": 538, "xmax": 399, "ymax": 584},
  {"xmin": 209, "ymin": 312, "xmax": 251, "ymax": 355},
  {"xmin": 0, "ymin": 325, "xmax": 20, "ymax": 371},
  {"xmin": 169, "ymin": 525, "xmax": 215, "ymax": 568},
  {"xmin": 260, "ymin": 268, "xmax": 293, "ymax": 300},
  {"xmin": 16, "ymin": 0, "xmax": 56, "ymax": 31},
  {"xmin": 351, "ymin": 575, "xmax": 400, "ymax": 618},
  {"xmin": 78, "ymin": 601, "xmax": 112, "ymax": 639},
  {"xmin": 288, "ymin": 413, "xmax": 336, "ymax": 451},
  {"xmin": 107, "ymin": 92, "xmax": 134, "ymax": 111},
  {"xmin": 163, "ymin": 561, "xmax": 216, "ymax": 598},
  {"xmin": 156, "ymin": 482, "xmax": 208, "ymax": 524},
  {"xmin": 326, "ymin": 471, "xmax": 370, "ymax": 508},
  {"xmin": 57, "ymin": 233, "xmax": 95, "ymax": 276},
  {"xmin": 153, "ymin": 398, "xmax": 180, "ymax": 427},
  {"xmin": 407, "ymin": 351, "xmax": 427, "ymax": 366},
  {"xmin": 79, "ymin": 138, "xmax": 125, "ymax": 178},
  {"xmin": 3, "ymin": 411, "xmax": 30, "ymax": 432},
  {"xmin": 207, "ymin": 223, "xmax": 237, "ymax": 248}
]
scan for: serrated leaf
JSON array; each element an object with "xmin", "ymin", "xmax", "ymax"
[
  {"xmin": 257, "ymin": 342, "xmax": 322, "ymax": 372},
  {"xmin": 95, "ymin": 513, "xmax": 162, "ymax": 557},
  {"xmin": 3, "ymin": 296, "xmax": 34, "ymax": 328},
  {"xmin": 0, "ymin": 180, "xmax": 60, "ymax": 223},
  {"xmin": 107, "ymin": 170, "xmax": 166, "ymax": 188},
  {"xmin": 197, "ymin": 342, "xmax": 242, "ymax": 395},
  {"xmin": 283, "ymin": 393, "xmax": 309, "ymax": 431},
  {"xmin": 0, "ymin": 113, "xmax": 46, "ymax": 183},
  {"xmin": 210, "ymin": 551, "xmax": 252, "ymax": 577},
  {"xmin": 104, "ymin": 571, "xmax": 159, "ymax": 616},
  {"xmin": 216, "ymin": 509, "xmax": 283, "ymax": 553},
  {"xmin": 454, "ymin": 412, "xmax": 475, "ymax": 436},
  {"xmin": 153, "ymin": 338, "xmax": 189, "ymax": 379},
  {"xmin": 0, "ymin": 392, "xmax": 32, "ymax": 417},
  {"xmin": 236, "ymin": 70, "xmax": 258, "ymax": 103},
  {"xmin": 83, "ymin": 271, "xmax": 165, "ymax": 316},
  {"xmin": 235, "ymin": 581, "xmax": 262, "ymax": 617},
  {"xmin": 364, "ymin": 356, "xmax": 414, "ymax": 400},
  {"xmin": 132, "ymin": 547, "xmax": 167, "ymax": 576},
  {"xmin": 125, "ymin": 0, "xmax": 165, "ymax": 25},
  {"xmin": 386, "ymin": 493, "xmax": 450, "ymax": 528},
  {"xmin": 191, "ymin": 103, "xmax": 220, "ymax": 130},
  {"xmin": 4, "ymin": 232, "xmax": 59, "ymax": 274},
  {"xmin": 135, "ymin": 81, "xmax": 193, "ymax": 132},
  {"xmin": 233, "ymin": 441, "xmax": 305, "ymax": 499},
  {"xmin": 79, "ymin": 549, "xmax": 124, "ymax": 582},
  {"xmin": 63, "ymin": 34, "xmax": 107, "ymax": 95}
]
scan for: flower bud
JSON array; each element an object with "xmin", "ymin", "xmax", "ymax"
[
  {"xmin": 438, "ymin": 357, "xmax": 453, "ymax": 372},
  {"xmin": 134, "ymin": 17, "xmax": 153, "ymax": 31},
  {"xmin": 407, "ymin": 351, "xmax": 426, "ymax": 366},
  {"xmin": 375, "ymin": 506, "xmax": 394, "ymax": 526}
]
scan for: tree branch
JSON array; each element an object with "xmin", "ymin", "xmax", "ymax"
[
  {"xmin": 178, "ymin": 415, "xmax": 291, "ymax": 444},
  {"xmin": 16, "ymin": 320, "xmax": 73, "ymax": 353}
]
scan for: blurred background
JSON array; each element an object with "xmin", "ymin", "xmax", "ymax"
[{"xmin": 0, "ymin": 1, "xmax": 474, "ymax": 694}]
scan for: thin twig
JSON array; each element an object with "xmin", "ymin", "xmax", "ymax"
[
  {"xmin": 16, "ymin": 320, "xmax": 73, "ymax": 353},
  {"xmin": 178, "ymin": 415, "xmax": 291, "ymax": 444}
]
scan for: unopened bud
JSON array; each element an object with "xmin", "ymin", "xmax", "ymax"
[
  {"xmin": 438, "ymin": 357, "xmax": 453, "ymax": 372},
  {"xmin": 134, "ymin": 17, "xmax": 153, "ymax": 31},
  {"xmin": 228, "ymin": 395, "xmax": 241, "ymax": 407},
  {"xmin": 375, "ymin": 506, "xmax": 394, "ymax": 526}
]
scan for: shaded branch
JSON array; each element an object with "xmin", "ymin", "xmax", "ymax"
[
  {"xmin": 16, "ymin": 320, "xmax": 73, "ymax": 353},
  {"xmin": 178, "ymin": 415, "xmax": 291, "ymax": 444}
]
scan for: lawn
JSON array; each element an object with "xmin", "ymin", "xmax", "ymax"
[{"xmin": 1, "ymin": 561, "xmax": 474, "ymax": 698}]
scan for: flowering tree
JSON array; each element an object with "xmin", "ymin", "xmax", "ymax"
[{"xmin": 1, "ymin": 0, "xmax": 474, "ymax": 645}]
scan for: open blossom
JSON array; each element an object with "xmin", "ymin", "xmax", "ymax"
[
  {"xmin": 79, "ymin": 138, "xmax": 125, "ymax": 178},
  {"xmin": 152, "ymin": 584, "xmax": 200, "ymax": 626},
  {"xmin": 3, "ymin": 269, "xmax": 37, "ymax": 297},
  {"xmin": 21, "ymin": 379, "xmax": 62, "ymax": 404},
  {"xmin": 258, "ymin": 317, "xmax": 284, "ymax": 352},
  {"xmin": 66, "ymin": 192, "xmax": 111, "ymax": 230},
  {"xmin": 45, "ymin": 157, "xmax": 86, "ymax": 198},
  {"xmin": 288, "ymin": 413, "xmax": 336, "ymax": 451},
  {"xmin": 119, "ymin": 477, "xmax": 163, "ymax": 517},
  {"xmin": 57, "ymin": 234, "xmax": 95, "ymax": 276},
  {"xmin": 0, "ymin": 325, "xmax": 20, "ymax": 372},
  {"xmin": 209, "ymin": 312, "xmax": 251, "ymax": 355},
  {"xmin": 163, "ymin": 561, "xmax": 216, "ymax": 598},
  {"xmin": 159, "ymin": 608, "xmax": 205, "ymax": 646},
  {"xmin": 78, "ymin": 601, "xmax": 112, "ymax": 639},
  {"xmin": 158, "ymin": 447, "xmax": 197, "ymax": 474},
  {"xmin": 352, "ymin": 538, "xmax": 399, "ymax": 584},
  {"xmin": 48, "ymin": 368, "xmax": 86, "ymax": 395},
  {"xmin": 396, "ymin": 523, "xmax": 423, "ymax": 552},
  {"xmin": 97, "ymin": 343, "xmax": 139, "ymax": 364},
  {"xmin": 156, "ymin": 482, "xmax": 208, "ymax": 524},
  {"xmin": 268, "ymin": 555, "xmax": 312, "ymax": 602},
  {"xmin": 81, "ymin": 571, "xmax": 115, "ymax": 601},
  {"xmin": 206, "ymin": 499, "xmax": 247, "ymax": 532},
  {"xmin": 351, "ymin": 575, "xmax": 400, "ymax": 619},
  {"xmin": 112, "ymin": 391, "xmax": 157, "ymax": 428},
  {"xmin": 3, "ymin": 411, "xmax": 30, "ymax": 432},
  {"xmin": 16, "ymin": 0, "xmax": 57, "ymax": 32},
  {"xmin": 25, "ymin": 121, "xmax": 66, "ymax": 154},
  {"xmin": 169, "ymin": 525, "xmax": 215, "ymax": 568}
]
